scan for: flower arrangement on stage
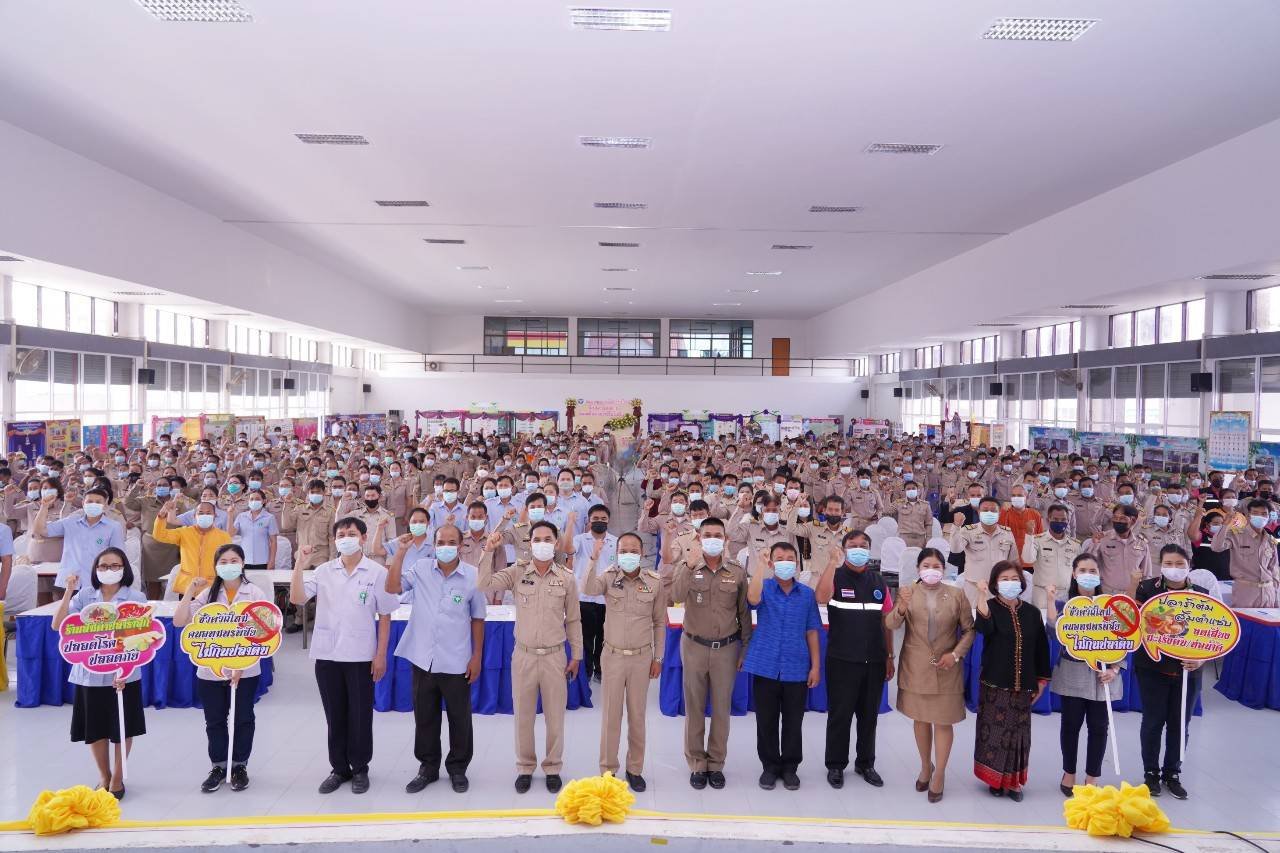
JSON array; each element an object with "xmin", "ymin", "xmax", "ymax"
[
  {"xmin": 604, "ymin": 414, "xmax": 638, "ymax": 431},
  {"xmin": 554, "ymin": 772, "xmax": 636, "ymax": 826},
  {"xmin": 629, "ymin": 398, "xmax": 643, "ymax": 408},
  {"xmin": 1063, "ymin": 781, "xmax": 1170, "ymax": 837}
]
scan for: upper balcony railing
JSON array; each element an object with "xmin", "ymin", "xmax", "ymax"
[{"xmin": 385, "ymin": 353, "xmax": 860, "ymax": 378}]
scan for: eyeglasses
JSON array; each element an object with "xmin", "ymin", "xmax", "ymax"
[{"xmin": 97, "ymin": 563, "xmax": 125, "ymax": 570}]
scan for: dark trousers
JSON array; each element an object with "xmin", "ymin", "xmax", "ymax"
[
  {"xmin": 315, "ymin": 659, "xmax": 375, "ymax": 777},
  {"xmin": 824, "ymin": 657, "xmax": 882, "ymax": 770},
  {"xmin": 412, "ymin": 666, "xmax": 474, "ymax": 776},
  {"xmin": 1136, "ymin": 669, "xmax": 1200, "ymax": 776},
  {"xmin": 245, "ymin": 563, "xmax": 268, "ymax": 572},
  {"xmin": 753, "ymin": 675, "xmax": 807, "ymax": 774},
  {"xmin": 580, "ymin": 602, "xmax": 606, "ymax": 678},
  {"xmin": 196, "ymin": 676, "xmax": 259, "ymax": 768},
  {"xmin": 1059, "ymin": 695, "xmax": 1108, "ymax": 777}
]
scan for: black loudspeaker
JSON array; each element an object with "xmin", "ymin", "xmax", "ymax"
[
  {"xmin": 859, "ymin": 389, "xmax": 870, "ymax": 399},
  {"xmin": 282, "ymin": 378, "xmax": 297, "ymax": 390},
  {"xmin": 892, "ymin": 387, "xmax": 903, "ymax": 398},
  {"xmin": 990, "ymin": 382, "xmax": 1004, "ymax": 396},
  {"xmin": 362, "ymin": 383, "xmax": 372, "ymax": 393},
  {"xmin": 1190, "ymin": 372, "xmax": 1213, "ymax": 393},
  {"xmin": 137, "ymin": 368, "xmax": 155, "ymax": 385}
]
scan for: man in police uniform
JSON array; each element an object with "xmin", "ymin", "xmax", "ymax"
[
  {"xmin": 582, "ymin": 531, "xmax": 664, "ymax": 791},
  {"xmin": 816, "ymin": 530, "xmax": 894, "ymax": 789},
  {"xmin": 1021, "ymin": 503, "xmax": 1081, "ymax": 608},
  {"xmin": 790, "ymin": 494, "xmax": 848, "ymax": 587},
  {"xmin": 672, "ymin": 517, "xmax": 750, "ymax": 790},
  {"xmin": 1082, "ymin": 504, "xmax": 1150, "ymax": 594},
  {"xmin": 478, "ymin": 520, "xmax": 582, "ymax": 794},
  {"xmin": 949, "ymin": 496, "xmax": 1020, "ymax": 606},
  {"xmin": 883, "ymin": 483, "xmax": 933, "ymax": 549}
]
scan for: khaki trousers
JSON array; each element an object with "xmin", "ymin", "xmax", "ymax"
[
  {"xmin": 680, "ymin": 634, "xmax": 739, "ymax": 773},
  {"xmin": 511, "ymin": 647, "xmax": 567, "ymax": 774},
  {"xmin": 599, "ymin": 646, "xmax": 651, "ymax": 775}
]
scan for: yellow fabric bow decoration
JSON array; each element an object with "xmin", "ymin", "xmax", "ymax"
[
  {"xmin": 25, "ymin": 786, "xmax": 121, "ymax": 836},
  {"xmin": 554, "ymin": 772, "xmax": 636, "ymax": 826},
  {"xmin": 1064, "ymin": 781, "xmax": 1171, "ymax": 837}
]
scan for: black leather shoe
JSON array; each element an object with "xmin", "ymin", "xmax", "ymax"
[
  {"xmin": 351, "ymin": 772, "xmax": 370, "ymax": 794},
  {"xmin": 758, "ymin": 770, "xmax": 777, "ymax": 790},
  {"xmin": 450, "ymin": 774, "xmax": 469, "ymax": 793},
  {"xmin": 625, "ymin": 772, "xmax": 646, "ymax": 792},
  {"xmin": 515, "ymin": 774, "xmax": 533, "ymax": 793},
  {"xmin": 827, "ymin": 768, "xmax": 844, "ymax": 789},
  {"xmin": 1008, "ymin": 788, "xmax": 1024, "ymax": 802},
  {"xmin": 989, "ymin": 785, "xmax": 1004, "ymax": 797},
  {"xmin": 1162, "ymin": 774, "xmax": 1188, "ymax": 800},
  {"xmin": 318, "ymin": 773, "xmax": 348, "ymax": 794},
  {"xmin": 230, "ymin": 765, "xmax": 249, "ymax": 792},
  {"xmin": 689, "ymin": 771, "xmax": 708, "ymax": 790},
  {"xmin": 782, "ymin": 771, "xmax": 800, "ymax": 791},
  {"xmin": 707, "ymin": 770, "xmax": 726, "ymax": 789},
  {"xmin": 109, "ymin": 786, "xmax": 125, "ymax": 801},
  {"xmin": 1144, "ymin": 773, "xmax": 1162, "ymax": 797},
  {"xmin": 855, "ymin": 766, "xmax": 884, "ymax": 787},
  {"xmin": 546, "ymin": 774, "xmax": 563, "ymax": 793},
  {"xmin": 406, "ymin": 768, "xmax": 439, "ymax": 794},
  {"xmin": 201, "ymin": 767, "xmax": 224, "ymax": 793}
]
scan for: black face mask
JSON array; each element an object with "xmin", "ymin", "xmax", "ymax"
[
  {"xmin": 1113, "ymin": 522, "xmax": 1130, "ymax": 536},
  {"xmin": 364, "ymin": 499, "xmax": 379, "ymax": 510},
  {"xmin": 589, "ymin": 520, "xmax": 609, "ymax": 534}
]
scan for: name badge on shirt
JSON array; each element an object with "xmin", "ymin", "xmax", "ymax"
[
  {"xmin": 359, "ymin": 590, "xmax": 368, "ymax": 604},
  {"xmin": 840, "ymin": 588, "xmax": 857, "ymax": 599},
  {"xmin": 521, "ymin": 578, "xmax": 536, "ymax": 586},
  {"xmin": 452, "ymin": 592, "xmax": 463, "ymax": 604},
  {"xmin": 549, "ymin": 578, "xmax": 565, "ymax": 587}
]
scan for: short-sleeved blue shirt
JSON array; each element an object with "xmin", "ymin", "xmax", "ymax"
[{"xmin": 742, "ymin": 578, "xmax": 822, "ymax": 683}]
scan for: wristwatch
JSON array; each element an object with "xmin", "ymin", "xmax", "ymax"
[{"xmin": 653, "ymin": 658, "xmax": 663, "ymax": 664}]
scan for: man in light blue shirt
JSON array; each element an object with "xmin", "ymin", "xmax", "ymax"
[
  {"xmin": 386, "ymin": 524, "xmax": 485, "ymax": 795},
  {"xmin": 564, "ymin": 505, "xmax": 615, "ymax": 682},
  {"xmin": 427, "ymin": 478, "xmax": 467, "ymax": 537},
  {"xmin": 36, "ymin": 489, "xmax": 125, "ymax": 589}
]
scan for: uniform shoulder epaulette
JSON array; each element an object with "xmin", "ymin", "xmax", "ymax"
[
  {"xmin": 643, "ymin": 568, "xmax": 661, "ymax": 580},
  {"xmin": 964, "ymin": 523, "xmax": 979, "ymax": 530}
]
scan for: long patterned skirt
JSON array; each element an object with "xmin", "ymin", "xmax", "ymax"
[{"xmin": 973, "ymin": 683, "xmax": 1033, "ymax": 790}]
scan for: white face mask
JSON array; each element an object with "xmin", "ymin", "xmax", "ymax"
[
  {"xmin": 95, "ymin": 568, "xmax": 124, "ymax": 586},
  {"xmin": 335, "ymin": 536, "xmax": 362, "ymax": 556},
  {"xmin": 530, "ymin": 541, "xmax": 556, "ymax": 562}
]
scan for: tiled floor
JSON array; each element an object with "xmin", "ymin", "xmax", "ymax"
[{"xmin": 3, "ymin": 639, "xmax": 1278, "ymax": 833}]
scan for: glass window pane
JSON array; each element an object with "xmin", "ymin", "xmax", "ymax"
[
  {"xmin": 1218, "ymin": 358, "xmax": 1256, "ymax": 413},
  {"xmin": 14, "ymin": 347, "xmax": 49, "ymax": 415},
  {"xmin": 1142, "ymin": 364, "xmax": 1166, "ymax": 424},
  {"xmin": 1134, "ymin": 308, "xmax": 1157, "ymax": 346},
  {"xmin": 1111, "ymin": 313, "xmax": 1132, "ymax": 348},
  {"xmin": 1114, "ymin": 365, "xmax": 1138, "ymax": 423},
  {"xmin": 1088, "ymin": 367, "xmax": 1112, "ymax": 428},
  {"xmin": 94, "ymin": 298, "xmax": 116, "ymax": 336},
  {"xmin": 68, "ymin": 293, "xmax": 92, "ymax": 334},
  {"xmin": 52, "ymin": 351, "xmax": 77, "ymax": 411},
  {"xmin": 82, "ymin": 353, "xmax": 107, "ymax": 411},
  {"xmin": 1071, "ymin": 320, "xmax": 1082, "ymax": 352},
  {"xmin": 169, "ymin": 361, "xmax": 185, "ymax": 392},
  {"xmin": 1253, "ymin": 287, "xmax": 1280, "ymax": 332},
  {"xmin": 41, "ymin": 288, "xmax": 66, "ymax": 330},
  {"xmin": 1022, "ymin": 330, "xmax": 1036, "ymax": 358},
  {"xmin": 1185, "ymin": 299, "xmax": 1205, "ymax": 340},
  {"xmin": 176, "ymin": 317, "xmax": 192, "ymax": 347},
  {"xmin": 193, "ymin": 318, "xmax": 208, "ymax": 347},
  {"xmin": 1260, "ymin": 357, "xmax": 1280, "ymax": 437},
  {"xmin": 12, "ymin": 282, "xmax": 38, "ymax": 326},
  {"xmin": 1158, "ymin": 304, "xmax": 1182, "ymax": 343},
  {"xmin": 1039, "ymin": 326, "xmax": 1053, "ymax": 356},
  {"xmin": 1053, "ymin": 323, "xmax": 1071, "ymax": 355},
  {"xmin": 158, "ymin": 310, "xmax": 175, "ymax": 344}
]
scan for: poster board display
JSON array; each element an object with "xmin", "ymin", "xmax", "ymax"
[
  {"xmin": 1078, "ymin": 431, "xmax": 1130, "ymax": 464},
  {"xmin": 573, "ymin": 399, "xmax": 630, "ymax": 434},
  {"xmin": 803, "ymin": 417, "xmax": 842, "ymax": 437},
  {"xmin": 202, "ymin": 414, "xmax": 235, "ymax": 443},
  {"xmin": 779, "ymin": 415, "xmax": 804, "ymax": 440},
  {"xmin": 989, "ymin": 422, "xmax": 1008, "ymax": 451},
  {"xmin": 1207, "ymin": 411, "xmax": 1251, "ymax": 471},
  {"xmin": 1138, "ymin": 435, "xmax": 1203, "ymax": 474},
  {"xmin": 1028, "ymin": 426, "xmax": 1072, "ymax": 453},
  {"xmin": 151, "ymin": 415, "xmax": 203, "ymax": 442},
  {"xmin": 82, "ymin": 424, "xmax": 143, "ymax": 451},
  {"xmin": 45, "ymin": 419, "xmax": 82, "ymax": 458},
  {"xmin": 235, "ymin": 415, "xmax": 267, "ymax": 443},
  {"xmin": 7, "ymin": 420, "xmax": 46, "ymax": 463},
  {"xmin": 1250, "ymin": 441, "xmax": 1280, "ymax": 479},
  {"xmin": 751, "ymin": 413, "xmax": 780, "ymax": 442},
  {"xmin": 969, "ymin": 422, "xmax": 991, "ymax": 449}
]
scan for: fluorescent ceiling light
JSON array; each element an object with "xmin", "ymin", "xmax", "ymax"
[
  {"xmin": 570, "ymin": 8, "xmax": 672, "ymax": 31},
  {"xmin": 494, "ymin": 299, "xmax": 524, "ymax": 303},
  {"xmin": 599, "ymin": 241, "xmax": 640, "ymax": 248},
  {"xmin": 423, "ymin": 238, "xmax": 466, "ymax": 245},
  {"xmin": 809, "ymin": 205, "xmax": 861, "ymax": 213},
  {"xmin": 771, "ymin": 244, "xmax": 812, "ymax": 251},
  {"xmin": 374, "ymin": 200, "xmax": 430, "ymax": 207},
  {"xmin": 727, "ymin": 288, "xmax": 761, "ymax": 294},
  {"xmin": 475, "ymin": 285, "xmax": 509, "ymax": 291},
  {"xmin": 594, "ymin": 202, "xmax": 648, "ymax": 210},
  {"xmin": 982, "ymin": 17, "xmax": 1097, "ymax": 41},
  {"xmin": 135, "ymin": 0, "xmax": 251, "ymax": 22},
  {"xmin": 601, "ymin": 267, "xmax": 638, "ymax": 272},
  {"xmin": 865, "ymin": 142, "xmax": 943, "ymax": 155},
  {"xmin": 712, "ymin": 302, "xmax": 742, "ymax": 307},
  {"xmin": 0, "ymin": 255, "xmax": 25, "ymax": 262},
  {"xmin": 975, "ymin": 322, "xmax": 1017, "ymax": 327},
  {"xmin": 603, "ymin": 287, "xmax": 634, "ymax": 292},
  {"xmin": 579, "ymin": 136, "xmax": 652, "ymax": 149},
  {"xmin": 214, "ymin": 312, "xmax": 252, "ymax": 317},
  {"xmin": 112, "ymin": 290, "xmax": 167, "ymax": 297},
  {"xmin": 746, "ymin": 271, "xmax": 782, "ymax": 276},
  {"xmin": 295, "ymin": 133, "xmax": 369, "ymax": 145},
  {"xmin": 1060, "ymin": 303, "xmax": 1117, "ymax": 309},
  {"xmin": 457, "ymin": 265, "xmax": 490, "ymax": 271},
  {"xmin": 1198, "ymin": 274, "xmax": 1274, "ymax": 281}
]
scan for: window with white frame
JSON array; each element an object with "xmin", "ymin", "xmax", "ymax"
[
  {"xmin": 12, "ymin": 283, "xmax": 117, "ymax": 335},
  {"xmin": 145, "ymin": 308, "xmax": 209, "ymax": 348},
  {"xmin": 331, "ymin": 344, "xmax": 353, "ymax": 368},
  {"xmin": 959, "ymin": 335, "xmax": 998, "ymax": 364},
  {"xmin": 914, "ymin": 345, "xmax": 942, "ymax": 369},
  {"xmin": 849, "ymin": 357, "xmax": 870, "ymax": 377},
  {"xmin": 288, "ymin": 335, "xmax": 320, "ymax": 362},
  {"xmin": 1248, "ymin": 284, "xmax": 1280, "ymax": 332},
  {"xmin": 1110, "ymin": 299, "xmax": 1204, "ymax": 347},
  {"xmin": 876, "ymin": 352, "xmax": 900, "ymax": 374},
  {"xmin": 229, "ymin": 323, "xmax": 272, "ymax": 356},
  {"xmin": 1021, "ymin": 321, "xmax": 1082, "ymax": 357}
]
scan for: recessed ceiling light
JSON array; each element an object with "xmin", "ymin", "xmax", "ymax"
[
  {"xmin": 1060, "ymin": 304, "xmax": 1118, "ymax": 309},
  {"xmin": 112, "ymin": 290, "xmax": 166, "ymax": 296},
  {"xmin": 593, "ymin": 202, "xmax": 648, "ymax": 210},
  {"xmin": 865, "ymin": 142, "xmax": 943, "ymax": 155},
  {"xmin": 374, "ymin": 200, "xmax": 430, "ymax": 207},
  {"xmin": 570, "ymin": 8, "xmax": 672, "ymax": 31},
  {"xmin": 423, "ymin": 238, "xmax": 466, "ymax": 245},
  {"xmin": 1198, "ymin": 274, "xmax": 1275, "ymax": 281},
  {"xmin": 0, "ymin": 255, "xmax": 25, "ymax": 262},
  {"xmin": 603, "ymin": 287, "xmax": 634, "ymax": 292},
  {"xmin": 982, "ymin": 17, "xmax": 1097, "ymax": 41},
  {"xmin": 601, "ymin": 267, "xmax": 638, "ymax": 272},
  {"xmin": 809, "ymin": 205, "xmax": 861, "ymax": 213},
  {"xmin": 746, "ymin": 271, "xmax": 782, "ymax": 276},
  {"xmin": 493, "ymin": 299, "xmax": 524, "ymax": 304},
  {"xmin": 712, "ymin": 302, "xmax": 742, "ymax": 307},
  {"xmin": 579, "ymin": 136, "xmax": 652, "ymax": 149},
  {"xmin": 295, "ymin": 133, "xmax": 369, "ymax": 145},
  {"xmin": 771, "ymin": 244, "xmax": 812, "ymax": 251},
  {"xmin": 457, "ymin": 265, "xmax": 490, "ymax": 271},
  {"xmin": 599, "ymin": 241, "xmax": 640, "ymax": 248},
  {"xmin": 727, "ymin": 288, "xmax": 761, "ymax": 294},
  {"xmin": 135, "ymin": 0, "xmax": 251, "ymax": 22},
  {"xmin": 475, "ymin": 285, "xmax": 509, "ymax": 291}
]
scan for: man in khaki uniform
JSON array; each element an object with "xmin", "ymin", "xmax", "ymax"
[
  {"xmin": 882, "ymin": 485, "xmax": 933, "ymax": 548},
  {"xmin": 344, "ymin": 485, "xmax": 397, "ymax": 564},
  {"xmin": 790, "ymin": 494, "xmax": 848, "ymax": 588},
  {"xmin": 1021, "ymin": 503, "xmax": 1081, "ymax": 608},
  {"xmin": 662, "ymin": 500, "xmax": 711, "ymax": 603},
  {"xmin": 583, "ymin": 531, "xmax": 664, "ymax": 791},
  {"xmin": 672, "ymin": 517, "xmax": 751, "ymax": 791},
  {"xmin": 1082, "ymin": 504, "xmax": 1150, "ymax": 594},
  {"xmin": 478, "ymin": 520, "xmax": 582, "ymax": 794},
  {"xmin": 846, "ymin": 471, "xmax": 884, "ymax": 529},
  {"xmin": 949, "ymin": 496, "xmax": 1020, "ymax": 606},
  {"xmin": 282, "ymin": 479, "xmax": 337, "ymax": 569},
  {"xmin": 728, "ymin": 493, "xmax": 797, "ymax": 574}
]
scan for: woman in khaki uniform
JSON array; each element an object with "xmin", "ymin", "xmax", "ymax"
[
  {"xmin": 23, "ymin": 478, "xmax": 70, "ymax": 564},
  {"xmin": 885, "ymin": 547, "xmax": 975, "ymax": 803}
]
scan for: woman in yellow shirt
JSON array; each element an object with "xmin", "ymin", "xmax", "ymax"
[{"xmin": 151, "ymin": 499, "xmax": 232, "ymax": 595}]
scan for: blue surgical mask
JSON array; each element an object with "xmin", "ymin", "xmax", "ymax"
[
  {"xmin": 435, "ymin": 545, "xmax": 459, "ymax": 563},
  {"xmin": 1118, "ymin": 494, "xmax": 1134, "ymax": 505},
  {"xmin": 772, "ymin": 560, "xmax": 797, "ymax": 581},
  {"xmin": 846, "ymin": 547, "xmax": 870, "ymax": 567},
  {"xmin": 528, "ymin": 507, "xmax": 545, "ymax": 522},
  {"xmin": 1081, "ymin": 487, "xmax": 1095, "ymax": 498},
  {"xmin": 617, "ymin": 552, "xmax": 642, "ymax": 573},
  {"xmin": 155, "ymin": 486, "xmax": 171, "ymax": 498},
  {"xmin": 1250, "ymin": 515, "xmax": 1268, "ymax": 529},
  {"xmin": 409, "ymin": 522, "xmax": 429, "ymax": 537},
  {"xmin": 1075, "ymin": 573, "xmax": 1101, "ymax": 591},
  {"xmin": 979, "ymin": 511, "xmax": 999, "ymax": 526},
  {"xmin": 997, "ymin": 579, "xmax": 1023, "ymax": 600}
]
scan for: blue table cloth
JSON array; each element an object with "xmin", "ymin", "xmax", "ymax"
[
  {"xmin": 374, "ymin": 620, "xmax": 592, "ymax": 714},
  {"xmin": 15, "ymin": 614, "xmax": 273, "ymax": 709},
  {"xmin": 659, "ymin": 625, "xmax": 890, "ymax": 716},
  {"xmin": 1215, "ymin": 614, "xmax": 1280, "ymax": 711}
]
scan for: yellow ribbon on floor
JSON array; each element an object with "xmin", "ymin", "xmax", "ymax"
[
  {"xmin": 1063, "ymin": 782, "xmax": 1170, "ymax": 837},
  {"xmin": 23, "ymin": 786, "xmax": 121, "ymax": 836},
  {"xmin": 554, "ymin": 773, "xmax": 636, "ymax": 826}
]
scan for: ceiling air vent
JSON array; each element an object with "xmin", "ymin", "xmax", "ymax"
[
  {"xmin": 135, "ymin": 0, "xmax": 252, "ymax": 22},
  {"xmin": 295, "ymin": 133, "xmax": 369, "ymax": 145},
  {"xmin": 1198, "ymin": 274, "xmax": 1274, "ymax": 281},
  {"xmin": 598, "ymin": 241, "xmax": 640, "ymax": 248},
  {"xmin": 423, "ymin": 238, "xmax": 466, "ymax": 245},
  {"xmin": 865, "ymin": 142, "xmax": 943, "ymax": 155},
  {"xmin": 375, "ymin": 200, "xmax": 429, "ymax": 207},
  {"xmin": 982, "ymin": 17, "xmax": 1097, "ymax": 41}
]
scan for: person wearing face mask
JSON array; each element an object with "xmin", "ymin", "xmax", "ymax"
[
  {"xmin": 345, "ymin": 485, "xmax": 396, "ymax": 565},
  {"xmin": 885, "ymin": 548, "xmax": 974, "ymax": 803},
  {"xmin": 949, "ymin": 497, "xmax": 1019, "ymax": 607},
  {"xmin": 174, "ymin": 544, "xmax": 268, "ymax": 793},
  {"xmin": 232, "ymin": 489, "xmax": 279, "ymax": 573},
  {"xmin": 566, "ymin": 505, "xmax": 617, "ymax": 683},
  {"xmin": 1081, "ymin": 505, "xmax": 1150, "ymax": 595},
  {"xmin": 1044, "ymin": 554, "xmax": 1123, "ymax": 796},
  {"xmin": 791, "ymin": 495, "xmax": 850, "ymax": 588},
  {"xmin": 291, "ymin": 517, "xmax": 396, "ymax": 794},
  {"xmin": 1208, "ymin": 498, "xmax": 1280, "ymax": 607},
  {"xmin": 1066, "ymin": 478, "xmax": 1110, "ymax": 538},
  {"xmin": 426, "ymin": 477, "xmax": 468, "ymax": 536},
  {"xmin": 51, "ymin": 549, "xmax": 147, "ymax": 800},
  {"xmin": 728, "ymin": 492, "xmax": 796, "ymax": 575},
  {"xmin": 283, "ymin": 479, "xmax": 338, "ymax": 576},
  {"xmin": 152, "ymin": 499, "xmax": 233, "ymax": 595},
  {"xmin": 582, "ymin": 531, "xmax": 664, "ymax": 791},
  {"xmin": 37, "ymin": 487, "xmax": 126, "ymax": 593},
  {"xmin": 24, "ymin": 476, "xmax": 70, "ymax": 567},
  {"xmin": 1130, "ymin": 545, "xmax": 1206, "ymax": 800},
  {"xmin": 671, "ymin": 517, "xmax": 750, "ymax": 791},
  {"xmin": 846, "ymin": 468, "xmax": 885, "ymax": 530},
  {"xmin": 816, "ymin": 530, "xmax": 894, "ymax": 789},
  {"xmin": 453, "ymin": 501, "xmax": 493, "ymax": 569},
  {"xmin": 973, "ymin": 561, "xmax": 1051, "ymax": 801},
  {"xmin": 743, "ymin": 542, "xmax": 821, "ymax": 792},
  {"xmin": 883, "ymin": 481, "xmax": 933, "ymax": 549},
  {"xmin": 478, "ymin": 520, "xmax": 583, "ymax": 795},
  {"xmin": 386, "ymin": 524, "xmax": 486, "ymax": 796},
  {"xmin": 1021, "ymin": 505, "xmax": 1082, "ymax": 609},
  {"xmin": 656, "ymin": 499, "xmax": 715, "ymax": 603},
  {"xmin": 999, "ymin": 484, "xmax": 1044, "ymax": 573},
  {"xmin": 1140, "ymin": 504, "xmax": 1191, "ymax": 569}
]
